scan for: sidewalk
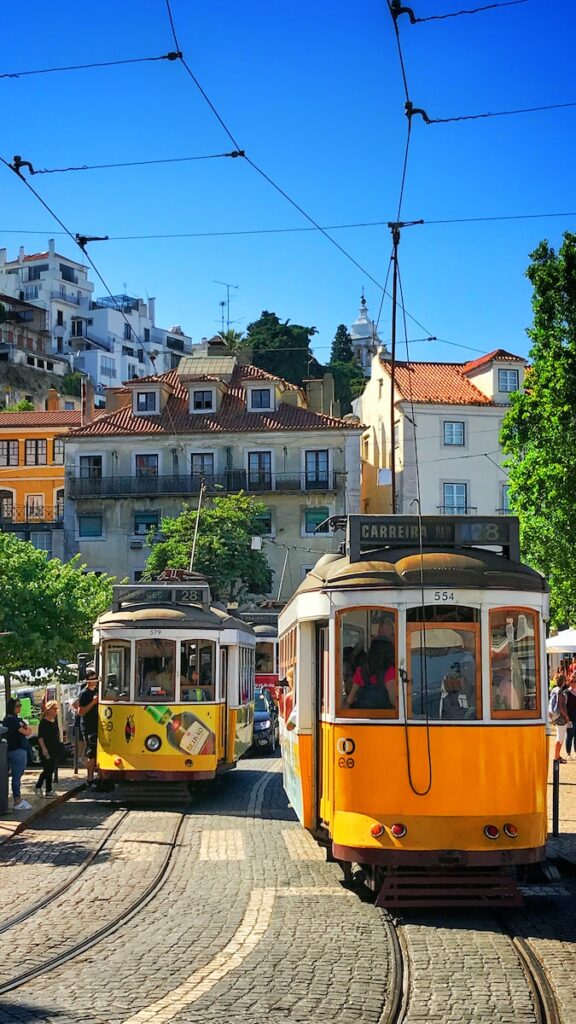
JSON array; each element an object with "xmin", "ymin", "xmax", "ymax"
[
  {"xmin": 0, "ymin": 765, "xmax": 86, "ymax": 844},
  {"xmin": 547, "ymin": 744, "xmax": 576, "ymax": 866}
]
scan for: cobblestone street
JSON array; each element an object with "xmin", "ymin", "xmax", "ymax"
[{"xmin": 0, "ymin": 754, "xmax": 575, "ymax": 1024}]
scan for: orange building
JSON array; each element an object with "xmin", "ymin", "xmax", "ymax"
[{"xmin": 0, "ymin": 391, "xmax": 81, "ymax": 558}]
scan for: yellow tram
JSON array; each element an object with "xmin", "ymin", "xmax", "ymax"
[
  {"xmin": 278, "ymin": 515, "xmax": 549, "ymax": 905},
  {"xmin": 92, "ymin": 570, "xmax": 255, "ymax": 782}
]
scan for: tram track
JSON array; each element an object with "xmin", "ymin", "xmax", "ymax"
[
  {"xmin": 0, "ymin": 809, "xmax": 187, "ymax": 996},
  {"xmin": 500, "ymin": 923, "xmax": 562, "ymax": 1024},
  {"xmin": 380, "ymin": 913, "xmax": 409, "ymax": 1024}
]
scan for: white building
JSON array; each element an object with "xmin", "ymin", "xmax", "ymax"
[
  {"xmin": 64, "ymin": 352, "xmax": 362, "ymax": 598},
  {"xmin": 0, "ymin": 240, "xmax": 192, "ymax": 402},
  {"xmin": 358, "ymin": 348, "xmax": 527, "ymax": 516},
  {"xmin": 350, "ymin": 294, "xmax": 385, "ymax": 376}
]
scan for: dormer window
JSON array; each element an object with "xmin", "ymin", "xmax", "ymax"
[
  {"xmin": 250, "ymin": 388, "xmax": 272, "ymax": 411},
  {"xmin": 192, "ymin": 389, "xmax": 214, "ymax": 412},
  {"xmin": 498, "ymin": 369, "xmax": 519, "ymax": 393},
  {"xmin": 136, "ymin": 391, "xmax": 157, "ymax": 413}
]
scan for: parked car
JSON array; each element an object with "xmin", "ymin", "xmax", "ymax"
[{"xmin": 252, "ymin": 689, "xmax": 279, "ymax": 753}]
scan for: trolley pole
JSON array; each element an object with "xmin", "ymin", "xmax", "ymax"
[
  {"xmin": 552, "ymin": 757, "xmax": 560, "ymax": 837},
  {"xmin": 388, "ymin": 224, "xmax": 401, "ymax": 515},
  {"xmin": 189, "ymin": 481, "xmax": 206, "ymax": 572}
]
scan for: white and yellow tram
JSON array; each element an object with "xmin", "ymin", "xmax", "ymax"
[
  {"xmin": 92, "ymin": 571, "xmax": 255, "ymax": 782},
  {"xmin": 278, "ymin": 515, "xmax": 549, "ymax": 905}
]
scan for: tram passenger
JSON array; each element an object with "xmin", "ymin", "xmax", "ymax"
[
  {"xmin": 78, "ymin": 669, "xmax": 99, "ymax": 786},
  {"xmin": 181, "ymin": 669, "xmax": 211, "ymax": 702},
  {"xmin": 346, "ymin": 639, "xmax": 395, "ymax": 710},
  {"xmin": 439, "ymin": 672, "xmax": 472, "ymax": 720}
]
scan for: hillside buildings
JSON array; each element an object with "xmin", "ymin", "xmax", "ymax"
[
  {"xmin": 63, "ymin": 350, "xmax": 362, "ymax": 596},
  {"xmin": 358, "ymin": 348, "xmax": 526, "ymax": 516}
]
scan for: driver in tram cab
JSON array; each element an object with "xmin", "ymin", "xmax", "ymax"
[
  {"xmin": 439, "ymin": 670, "xmax": 474, "ymax": 720},
  {"xmin": 345, "ymin": 639, "xmax": 396, "ymax": 710}
]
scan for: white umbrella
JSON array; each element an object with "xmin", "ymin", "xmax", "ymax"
[{"xmin": 546, "ymin": 628, "xmax": 576, "ymax": 653}]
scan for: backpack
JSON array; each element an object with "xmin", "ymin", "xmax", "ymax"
[{"xmin": 549, "ymin": 687, "xmax": 564, "ymax": 724}]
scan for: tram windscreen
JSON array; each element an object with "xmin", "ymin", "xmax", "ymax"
[
  {"xmin": 102, "ymin": 642, "xmax": 131, "ymax": 701},
  {"xmin": 136, "ymin": 639, "xmax": 176, "ymax": 702},
  {"xmin": 338, "ymin": 608, "xmax": 397, "ymax": 717},
  {"xmin": 180, "ymin": 640, "xmax": 216, "ymax": 701},
  {"xmin": 255, "ymin": 642, "xmax": 276, "ymax": 675},
  {"xmin": 407, "ymin": 608, "xmax": 480, "ymax": 720},
  {"xmin": 490, "ymin": 609, "xmax": 539, "ymax": 714}
]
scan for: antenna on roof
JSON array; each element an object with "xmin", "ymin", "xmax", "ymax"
[{"xmin": 213, "ymin": 280, "xmax": 239, "ymax": 331}]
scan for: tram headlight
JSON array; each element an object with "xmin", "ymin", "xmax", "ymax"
[
  {"xmin": 145, "ymin": 734, "xmax": 162, "ymax": 752},
  {"xmin": 484, "ymin": 824, "xmax": 500, "ymax": 840},
  {"xmin": 390, "ymin": 823, "xmax": 407, "ymax": 839},
  {"xmin": 503, "ymin": 823, "xmax": 518, "ymax": 839}
]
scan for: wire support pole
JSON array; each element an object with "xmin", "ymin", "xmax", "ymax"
[{"xmin": 389, "ymin": 225, "xmax": 401, "ymax": 514}]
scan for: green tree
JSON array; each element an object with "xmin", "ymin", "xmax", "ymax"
[
  {"xmin": 1, "ymin": 398, "xmax": 35, "ymax": 412},
  {"xmin": 216, "ymin": 328, "xmax": 249, "ymax": 354},
  {"xmin": 246, "ymin": 311, "xmax": 322, "ymax": 386},
  {"xmin": 328, "ymin": 360, "xmax": 366, "ymax": 415},
  {"xmin": 330, "ymin": 324, "xmax": 354, "ymax": 363},
  {"xmin": 61, "ymin": 371, "xmax": 83, "ymax": 397},
  {"xmin": 145, "ymin": 493, "xmax": 272, "ymax": 601},
  {"xmin": 0, "ymin": 535, "xmax": 113, "ymax": 695},
  {"xmin": 501, "ymin": 231, "xmax": 576, "ymax": 626}
]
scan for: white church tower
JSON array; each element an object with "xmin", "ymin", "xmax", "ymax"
[{"xmin": 350, "ymin": 292, "xmax": 387, "ymax": 375}]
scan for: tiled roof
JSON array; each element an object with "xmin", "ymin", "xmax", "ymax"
[
  {"xmin": 462, "ymin": 349, "xmax": 525, "ymax": 374},
  {"xmin": 4, "ymin": 251, "xmax": 73, "ymax": 264},
  {"xmin": 0, "ymin": 411, "xmax": 82, "ymax": 427},
  {"xmin": 383, "ymin": 361, "xmax": 493, "ymax": 406},
  {"xmin": 69, "ymin": 366, "xmax": 356, "ymax": 438}
]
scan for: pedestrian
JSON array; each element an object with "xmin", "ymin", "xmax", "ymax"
[
  {"xmin": 565, "ymin": 675, "xmax": 576, "ymax": 760},
  {"xmin": 549, "ymin": 673, "xmax": 570, "ymax": 763},
  {"xmin": 34, "ymin": 700, "xmax": 60, "ymax": 798},
  {"xmin": 2, "ymin": 697, "xmax": 33, "ymax": 810},
  {"xmin": 77, "ymin": 669, "xmax": 99, "ymax": 786}
]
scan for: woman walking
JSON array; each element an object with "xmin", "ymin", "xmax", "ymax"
[
  {"xmin": 35, "ymin": 700, "xmax": 60, "ymax": 798},
  {"xmin": 2, "ymin": 697, "xmax": 33, "ymax": 810}
]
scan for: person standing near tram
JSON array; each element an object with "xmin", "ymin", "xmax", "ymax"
[{"xmin": 78, "ymin": 669, "xmax": 99, "ymax": 786}]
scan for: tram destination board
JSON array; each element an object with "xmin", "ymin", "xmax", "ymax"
[{"xmin": 347, "ymin": 515, "xmax": 520, "ymax": 561}]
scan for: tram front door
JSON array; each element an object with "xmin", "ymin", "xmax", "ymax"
[{"xmin": 315, "ymin": 623, "xmax": 330, "ymax": 830}]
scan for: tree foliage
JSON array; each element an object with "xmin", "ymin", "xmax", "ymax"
[
  {"xmin": 61, "ymin": 371, "xmax": 83, "ymax": 397},
  {"xmin": 0, "ymin": 535, "xmax": 113, "ymax": 681},
  {"xmin": 501, "ymin": 231, "xmax": 576, "ymax": 626},
  {"xmin": 330, "ymin": 324, "xmax": 354, "ymax": 364},
  {"xmin": 1, "ymin": 398, "xmax": 34, "ymax": 412},
  {"xmin": 145, "ymin": 493, "xmax": 273, "ymax": 601},
  {"xmin": 216, "ymin": 328, "xmax": 249, "ymax": 354},
  {"xmin": 328, "ymin": 360, "xmax": 365, "ymax": 416},
  {"xmin": 246, "ymin": 311, "xmax": 322, "ymax": 386}
]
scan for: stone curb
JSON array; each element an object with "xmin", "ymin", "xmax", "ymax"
[{"xmin": 0, "ymin": 780, "xmax": 86, "ymax": 845}]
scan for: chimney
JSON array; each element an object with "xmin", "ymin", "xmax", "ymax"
[
  {"xmin": 81, "ymin": 377, "xmax": 94, "ymax": 426},
  {"xmin": 46, "ymin": 388, "xmax": 59, "ymax": 412},
  {"xmin": 19, "ymin": 246, "xmax": 25, "ymax": 262},
  {"xmin": 148, "ymin": 298, "xmax": 156, "ymax": 325},
  {"xmin": 0, "ymin": 249, "xmax": 6, "ymax": 268},
  {"xmin": 48, "ymin": 239, "xmax": 55, "ymax": 255}
]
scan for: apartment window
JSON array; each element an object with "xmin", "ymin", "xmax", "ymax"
[
  {"xmin": 53, "ymin": 438, "xmax": 65, "ymax": 464},
  {"xmin": 305, "ymin": 449, "xmax": 329, "ymax": 488},
  {"xmin": 56, "ymin": 310, "xmax": 64, "ymax": 327},
  {"xmin": 191, "ymin": 453, "xmax": 214, "ymax": 480},
  {"xmin": 28, "ymin": 264, "xmax": 48, "ymax": 282},
  {"xmin": 137, "ymin": 349, "xmax": 145, "ymax": 362},
  {"xmin": 254, "ymin": 509, "xmax": 273, "ymax": 536},
  {"xmin": 500, "ymin": 484, "xmax": 511, "ymax": 513},
  {"xmin": 70, "ymin": 319, "xmax": 83, "ymax": 337},
  {"xmin": 192, "ymin": 390, "xmax": 214, "ymax": 411},
  {"xmin": 79, "ymin": 455, "xmax": 102, "ymax": 479},
  {"xmin": 498, "ymin": 369, "xmax": 519, "ymax": 393},
  {"xmin": 101, "ymin": 356, "xmax": 116, "ymax": 379},
  {"xmin": 136, "ymin": 392, "xmax": 157, "ymax": 413},
  {"xmin": 64, "ymin": 401, "xmax": 75, "ymax": 410},
  {"xmin": 55, "ymin": 489, "xmax": 64, "ymax": 520},
  {"xmin": 143, "ymin": 328, "xmax": 150, "ymax": 343},
  {"xmin": 47, "ymin": 362, "xmax": 54, "ymax": 371},
  {"xmin": 134, "ymin": 511, "xmax": 160, "ymax": 536},
  {"xmin": 26, "ymin": 495, "xmax": 44, "ymax": 518},
  {"xmin": 250, "ymin": 388, "xmax": 271, "ymax": 410},
  {"xmin": 0, "ymin": 441, "xmax": 19, "ymax": 466},
  {"xmin": 0, "ymin": 491, "xmax": 14, "ymax": 519},
  {"xmin": 443, "ymin": 482, "xmax": 467, "ymax": 515},
  {"xmin": 25, "ymin": 439, "xmax": 47, "ymax": 466},
  {"xmin": 24, "ymin": 285, "xmax": 39, "ymax": 301},
  {"xmin": 124, "ymin": 322, "xmax": 132, "ymax": 341},
  {"xmin": 135, "ymin": 454, "xmax": 158, "ymax": 477},
  {"xmin": 304, "ymin": 507, "xmax": 329, "ymax": 535},
  {"xmin": 79, "ymin": 514, "xmax": 103, "ymax": 538},
  {"xmin": 443, "ymin": 421, "xmax": 465, "ymax": 446},
  {"xmin": 128, "ymin": 364, "xmax": 138, "ymax": 379},
  {"xmin": 248, "ymin": 451, "xmax": 272, "ymax": 489},
  {"xmin": 60, "ymin": 264, "xmax": 76, "ymax": 283}
]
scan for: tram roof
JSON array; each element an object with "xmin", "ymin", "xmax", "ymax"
[
  {"xmin": 289, "ymin": 548, "xmax": 547, "ymax": 598},
  {"xmin": 95, "ymin": 603, "xmax": 255, "ymax": 633}
]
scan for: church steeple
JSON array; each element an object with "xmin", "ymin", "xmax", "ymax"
[{"xmin": 349, "ymin": 292, "xmax": 387, "ymax": 375}]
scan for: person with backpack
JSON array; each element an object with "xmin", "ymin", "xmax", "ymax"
[
  {"xmin": 549, "ymin": 673, "xmax": 570, "ymax": 763},
  {"xmin": 346, "ymin": 639, "xmax": 395, "ymax": 710}
]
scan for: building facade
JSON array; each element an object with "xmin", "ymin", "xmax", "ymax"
[
  {"xmin": 0, "ymin": 392, "xmax": 83, "ymax": 558},
  {"xmin": 358, "ymin": 348, "xmax": 526, "ymax": 516},
  {"xmin": 64, "ymin": 355, "xmax": 362, "ymax": 598}
]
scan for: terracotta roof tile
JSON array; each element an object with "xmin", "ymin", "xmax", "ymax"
[
  {"xmin": 0, "ymin": 411, "xmax": 82, "ymax": 427},
  {"xmin": 383, "ymin": 361, "xmax": 492, "ymax": 405},
  {"xmin": 70, "ymin": 365, "xmax": 357, "ymax": 438},
  {"xmin": 462, "ymin": 348, "xmax": 525, "ymax": 374}
]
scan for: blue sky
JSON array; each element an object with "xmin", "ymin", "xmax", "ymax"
[{"xmin": 1, "ymin": 0, "xmax": 574, "ymax": 365}]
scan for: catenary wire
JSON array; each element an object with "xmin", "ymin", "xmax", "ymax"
[
  {"xmin": 0, "ymin": 52, "xmax": 181, "ymax": 79},
  {"xmin": 411, "ymin": 0, "xmax": 527, "ymax": 22},
  {"xmin": 31, "ymin": 152, "xmax": 243, "ymax": 175},
  {"xmin": 427, "ymin": 100, "xmax": 576, "ymax": 124}
]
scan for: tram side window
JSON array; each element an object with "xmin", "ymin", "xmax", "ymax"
[
  {"xmin": 256, "ymin": 642, "xmax": 276, "ymax": 675},
  {"xmin": 180, "ymin": 640, "xmax": 216, "ymax": 701},
  {"xmin": 239, "ymin": 645, "xmax": 255, "ymax": 703},
  {"xmin": 490, "ymin": 609, "xmax": 539, "ymax": 716},
  {"xmin": 136, "ymin": 639, "xmax": 176, "ymax": 702},
  {"xmin": 103, "ymin": 642, "xmax": 131, "ymax": 701},
  {"xmin": 407, "ymin": 609, "xmax": 479, "ymax": 721},
  {"xmin": 338, "ymin": 608, "xmax": 397, "ymax": 717}
]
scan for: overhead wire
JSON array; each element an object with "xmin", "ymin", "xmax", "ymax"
[
  {"xmin": 31, "ymin": 151, "xmax": 243, "ymax": 175},
  {"xmin": 426, "ymin": 100, "xmax": 576, "ymax": 124},
  {"xmin": 409, "ymin": 0, "xmax": 527, "ymax": 22},
  {"xmin": 0, "ymin": 52, "xmax": 182, "ymax": 80}
]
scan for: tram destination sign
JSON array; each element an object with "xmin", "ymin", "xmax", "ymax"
[{"xmin": 347, "ymin": 515, "xmax": 520, "ymax": 562}]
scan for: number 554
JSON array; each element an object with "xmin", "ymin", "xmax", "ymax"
[{"xmin": 434, "ymin": 591, "xmax": 455, "ymax": 602}]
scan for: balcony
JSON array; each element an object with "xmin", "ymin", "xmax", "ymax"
[
  {"xmin": 436, "ymin": 505, "xmax": 478, "ymax": 516},
  {"xmin": 0, "ymin": 506, "xmax": 64, "ymax": 528},
  {"xmin": 50, "ymin": 291, "xmax": 86, "ymax": 307},
  {"xmin": 68, "ymin": 471, "xmax": 344, "ymax": 500}
]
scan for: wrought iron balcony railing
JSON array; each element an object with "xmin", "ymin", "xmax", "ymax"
[
  {"xmin": 436, "ymin": 505, "xmax": 478, "ymax": 516},
  {"xmin": 0, "ymin": 505, "xmax": 64, "ymax": 526},
  {"xmin": 67, "ymin": 471, "xmax": 343, "ymax": 500}
]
